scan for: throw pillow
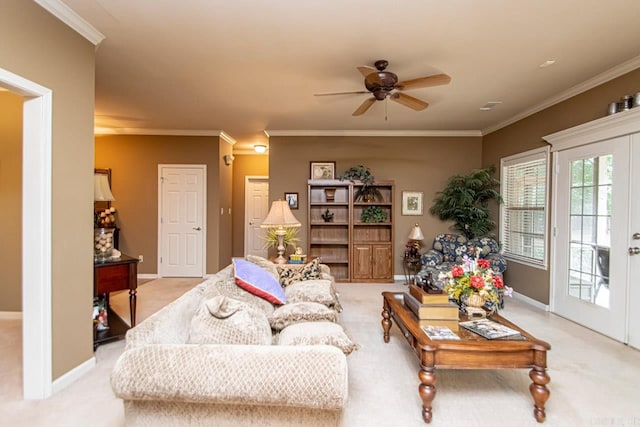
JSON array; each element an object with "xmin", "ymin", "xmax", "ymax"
[
  {"xmin": 284, "ymin": 279, "xmax": 342, "ymax": 311},
  {"xmin": 233, "ymin": 258, "xmax": 286, "ymax": 305},
  {"xmin": 246, "ymin": 254, "xmax": 279, "ymax": 280},
  {"xmin": 277, "ymin": 257, "xmax": 322, "ymax": 287},
  {"xmin": 278, "ymin": 321, "xmax": 359, "ymax": 355},
  {"xmin": 187, "ymin": 295, "xmax": 272, "ymax": 345},
  {"xmin": 268, "ymin": 301, "xmax": 338, "ymax": 331}
]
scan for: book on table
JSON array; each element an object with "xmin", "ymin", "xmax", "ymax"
[
  {"xmin": 459, "ymin": 318, "xmax": 522, "ymax": 339},
  {"xmin": 409, "ymin": 284, "xmax": 450, "ymax": 304},
  {"xmin": 418, "ymin": 318, "xmax": 459, "ymax": 331},
  {"xmin": 421, "ymin": 325, "xmax": 461, "ymax": 340},
  {"xmin": 403, "ymin": 292, "xmax": 459, "ymax": 320}
]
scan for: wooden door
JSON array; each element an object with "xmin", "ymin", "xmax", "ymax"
[
  {"xmin": 352, "ymin": 244, "xmax": 372, "ymax": 280},
  {"xmin": 372, "ymin": 244, "xmax": 392, "ymax": 280}
]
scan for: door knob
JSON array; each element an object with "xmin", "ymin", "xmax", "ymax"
[
  {"xmin": 633, "ymin": 233, "xmax": 640, "ymax": 240},
  {"xmin": 193, "ymin": 226, "xmax": 202, "ymax": 231},
  {"xmin": 629, "ymin": 247, "xmax": 640, "ymax": 255}
]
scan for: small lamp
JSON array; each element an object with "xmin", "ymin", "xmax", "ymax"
[
  {"xmin": 260, "ymin": 200, "xmax": 301, "ymax": 264},
  {"xmin": 406, "ymin": 223, "xmax": 425, "ymax": 259},
  {"xmin": 94, "ymin": 173, "xmax": 116, "ymax": 202},
  {"xmin": 408, "ymin": 223, "xmax": 424, "ymax": 242}
]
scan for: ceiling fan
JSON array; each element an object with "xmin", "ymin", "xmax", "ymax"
[{"xmin": 315, "ymin": 59, "xmax": 451, "ymax": 116}]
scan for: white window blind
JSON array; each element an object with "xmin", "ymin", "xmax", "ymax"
[{"xmin": 500, "ymin": 147, "xmax": 549, "ymax": 268}]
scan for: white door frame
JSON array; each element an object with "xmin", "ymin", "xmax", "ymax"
[
  {"xmin": 157, "ymin": 164, "xmax": 207, "ymax": 277},
  {"xmin": 244, "ymin": 175, "xmax": 269, "ymax": 257},
  {"xmin": 0, "ymin": 67, "xmax": 53, "ymax": 399}
]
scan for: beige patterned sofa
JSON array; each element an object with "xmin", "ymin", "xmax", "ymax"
[{"xmin": 110, "ymin": 258, "xmax": 353, "ymax": 427}]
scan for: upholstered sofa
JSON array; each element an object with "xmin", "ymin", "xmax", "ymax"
[
  {"xmin": 110, "ymin": 256, "xmax": 355, "ymax": 427},
  {"xmin": 418, "ymin": 233, "xmax": 507, "ymax": 285}
]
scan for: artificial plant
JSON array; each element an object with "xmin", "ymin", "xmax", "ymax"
[
  {"xmin": 338, "ymin": 165, "xmax": 382, "ymax": 202},
  {"xmin": 262, "ymin": 227, "xmax": 301, "ymax": 255},
  {"xmin": 429, "ymin": 166, "xmax": 503, "ymax": 239}
]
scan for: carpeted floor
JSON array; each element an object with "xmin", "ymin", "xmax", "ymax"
[{"xmin": 1, "ymin": 278, "xmax": 639, "ymax": 426}]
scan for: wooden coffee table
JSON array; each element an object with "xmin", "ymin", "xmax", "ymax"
[{"xmin": 381, "ymin": 292, "xmax": 551, "ymax": 423}]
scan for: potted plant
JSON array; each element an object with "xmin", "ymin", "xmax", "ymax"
[
  {"xmin": 338, "ymin": 165, "xmax": 382, "ymax": 202},
  {"xmin": 429, "ymin": 166, "xmax": 503, "ymax": 239},
  {"xmin": 262, "ymin": 227, "xmax": 300, "ymax": 256}
]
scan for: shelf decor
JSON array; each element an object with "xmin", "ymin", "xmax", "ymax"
[
  {"xmin": 310, "ymin": 161, "xmax": 336, "ymax": 180},
  {"xmin": 360, "ymin": 205, "xmax": 387, "ymax": 223}
]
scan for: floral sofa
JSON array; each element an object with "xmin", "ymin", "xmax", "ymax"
[
  {"xmin": 110, "ymin": 256, "xmax": 355, "ymax": 427},
  {"xmin": 418, "ymin": 234, "xmax": 507, "ymax": 285}
]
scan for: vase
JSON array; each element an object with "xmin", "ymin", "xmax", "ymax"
[
  {"xmin": 324, "ymin": 188, "xmax": 336, "ymax": 202},
  {"xmin": 464, "ymin": 293, "xmax": 486, "ymax": 317}
]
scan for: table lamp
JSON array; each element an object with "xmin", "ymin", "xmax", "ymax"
[{"xmin": 260, "ymin": 200, "xmax": 301, "ymax": 264}]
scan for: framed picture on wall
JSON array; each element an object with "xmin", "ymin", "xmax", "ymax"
[
  {"xmin": 402, "ymin": 191, "xmax": 423, "ymax": 215},
  {"xmin": 310, "ymin": 161, "xmax": 336, "ymax": 180},
  {"xmin": 285, "ymin": 192, "xmax": 299, "ymax": 209}
]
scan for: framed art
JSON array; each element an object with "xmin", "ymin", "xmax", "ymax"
[
  {"xmin": 310, "ymin": 161, "xmax": 336, "ymax": 180},
  {"xmin": 402, "ymin": 191, "xmax": 423, "ymax": 215},
  {"xmin": 285, "ymin": 192, "xmax": 299, "ymax": 209}
]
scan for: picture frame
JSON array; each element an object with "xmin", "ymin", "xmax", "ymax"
[
  {"xmin": 402, "ymin": 191, "xmax": 423, "ymax": 215},
  {"xmin": 285, "ymin": 192, "xmax": 299, "ymax": 210},
  {"xmin": 310, "ymin": 161, "xmax": 336, "ymax": 180}
]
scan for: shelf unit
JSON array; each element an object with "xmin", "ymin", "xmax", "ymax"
[{"xmin": 308, "ymin": 179, "xmax": 394, "ymax": 283}]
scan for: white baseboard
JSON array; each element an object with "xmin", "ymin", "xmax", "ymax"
[
  {"xmin": 52, "ymin": 356, "xmax": 95, "ymax": 394},
  {"xmin": 513, "ymin": 291, "xmax": 550, "ymax": 311},
  {"xmin": 0, "ymin": 311, "xmax": 23, "ymax": 320},
  {"xmin": 137, "ymin": 273, "xmax": 159, "ymax": 280}
]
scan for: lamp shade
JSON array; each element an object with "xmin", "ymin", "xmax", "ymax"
[
  {"xmin": 408, "ymin": 223, "xmax": 424, "ymax": 241},
  {"xmin": 94, "ymin": 173, "xmax": 116, "ymax": 201},
  {"xmin": 260, "ymin": 200, "xmax": 301, "ymax": 229}
]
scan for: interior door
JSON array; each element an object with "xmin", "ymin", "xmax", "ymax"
[
  {"xmin": 244, "ymin": 177, "xmax": 269, "ymax": 258},
  {"xmin": 627, "ymin": 134, "xmax": 640, "ymax": 349},
  {"xmin": 552, "ymin": 137, "xmax": 629, "ymax": 342},
  {"xmin": 159, "ymin": 165, "xmax": 206, "ymax": 277}
]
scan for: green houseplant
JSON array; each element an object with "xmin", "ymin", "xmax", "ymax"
[
  {"xmin": 262, "ymin": 227, "xmax": 300, "ymax": 255},
  {"xmin": 338, "ymin": 165, "xmax": 382, "ymax": 202},
  {"xmin": 429, "ymin": 166, "xmax": 503, "ymax": 239},
  {"xmin": 360, "ymin": 206, "xmax": 387, "ymax": 223}
]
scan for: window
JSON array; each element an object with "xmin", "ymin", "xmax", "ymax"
[{"xmin": 500, "ymin": 147, "xmax": 549, "ymax": 268}]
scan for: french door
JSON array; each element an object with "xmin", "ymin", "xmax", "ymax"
[{"xmin": 552, "ymin": 134, "xmax": 639, "ymax": 346}]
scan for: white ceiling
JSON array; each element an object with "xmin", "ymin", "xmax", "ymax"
[{"xmin": 58, "ymin": 0, "xmax": 640, "ymax": 152}]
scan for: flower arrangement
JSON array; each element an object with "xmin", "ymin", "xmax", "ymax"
[{"xmin": 440, "ymin": 249, "xmax": 512, "ymax": 314}]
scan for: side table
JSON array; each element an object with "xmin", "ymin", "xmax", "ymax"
[
  {"xmin": 402, "ymin": 255, "xmax": 422, "ymax": 285},
  {"xmin": 93, "ymin": 254, "xmax": 139, "ymax": 350}
]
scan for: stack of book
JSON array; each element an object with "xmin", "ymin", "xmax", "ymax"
[{"xmin": 404, "ymin": 285, "xmax": 460, "ymax": 331}]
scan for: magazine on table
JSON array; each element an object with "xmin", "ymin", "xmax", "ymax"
[
  {"xmin": 459, "ymin": 318, "xmax": 521, "ymax": 339},
  {"xmin": 421, "ymin": 325, "xmax": 461, "ymax": 340}
]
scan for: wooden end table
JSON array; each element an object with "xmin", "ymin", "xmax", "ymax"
[
  {"xmin": 381, "ymin": 291, "xmax": 551, "ymax": 423},
  {"xmin": 93, "ymin": 254, "xmax": 139, "ymax": 349}
]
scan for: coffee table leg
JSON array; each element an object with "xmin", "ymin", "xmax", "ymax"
[
  {"xmin": 418, "ymin": 368, "xmax": 436, "ymax": 423},
  {"xmin": 529, "ymin": 367, "xmax": 550, "ymax": 423},
  {"xmin": 381, "ymin": 301, "xmax": 392, "ymax": 343}
]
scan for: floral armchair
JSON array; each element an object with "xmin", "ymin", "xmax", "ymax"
[{"xmin": 418, "ymin": 234, "xmax": 507, "ymax": 285}]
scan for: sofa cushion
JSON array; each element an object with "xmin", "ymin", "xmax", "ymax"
[
  {"xmin": 268, "ymin": 302, "xmax": 338, "ymax": 331},
  {"xmin": 278, "ymin": 321, "xmax": 359, "ymax": 355},
  {"xmin": 284, "ymin": 279, "xmax": 340, "ymax": 309},
  {"xmin": 277, "ymin": 257, "xmax": 322, "ymax": 287},
  {"xmin": 233, "ymin": 258, "xmax": 286, "ymax": 305},
  {"xmin": 246, "ymin": 254, "xmax": 279, "ymax": 279},
  {"xmin": 187, "ymin": 296, "xmax": 272, "ymax": 345}
]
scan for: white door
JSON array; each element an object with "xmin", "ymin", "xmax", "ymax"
[
  {"xmin": 627, "ymin": 133, "xmax": 640, "ymax": 349},
  {"xmin": 552, "ymin": 136, "xmax": 630, "ymax": 342},
  {"xmin": 244, "ymin": 176, "xmax": 269, "ymax": 257},
  {"xmin": 159, "ymin": 165, "xmax": 206, "ymax": 277}
]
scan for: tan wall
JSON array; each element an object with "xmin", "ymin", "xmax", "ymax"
[
  {"xmin": 0, "ymin": 0, "xmax": 96, "ymax": 378},
  {"xmin": 482, "ymin": 67, "xmax": 640, "ymax": 303},
  {"xmin": 0, "ymin": 91, "xmax": 23, "ymax": 311},
  {"xmin": 268, "ymin": 136, "xmax": 482, "ymax": 276},
  {"xmin": 218, "ymin": 141, "xmax": 234, "ymax": 267},
  {"xmin": 231, "ymin": 154, "xmax": 269, "ymax": 257},
  {"xmin": 95, "ymin": 134, "xmax": 231, "ymax": 274}
]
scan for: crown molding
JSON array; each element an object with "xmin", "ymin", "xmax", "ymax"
[
  {"xmin": 264, "ymin": 129, "xmax": 482, "ymax": 137},
  {"xmin": 94, "ymin": 127, "xmax": 225, "ymax": 137},
  {"xmin": 482, "ymin": 55, "xmax": 640, "ymax": 135},
  {"xmin": 219, "ymin": 131, "xmax": 237, "ymax": 145},
  {"xmin": 34, "ymin": 0, "xmax": 105, "ymax": 46}
]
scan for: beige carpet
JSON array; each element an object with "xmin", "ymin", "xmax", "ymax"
[{"xmin": 1, "ymin": 278, "xmax": 640, "ymax": 426}]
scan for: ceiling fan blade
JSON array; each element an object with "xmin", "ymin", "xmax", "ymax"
[
  {"xmin": 314, "ymin": 91, "xmax": 369, "ymax": 96},
  {"xmin": 396, "ymin": 73, "xmax": 451, "ymax": 90},
  {"xmin": 391, "ymin": 93, "xmax": 429, "ymax": 111},
  {"xmin": 352, "ymin": 97, "xmax": 376, "ymax": 116},
  {"xmin": 357, "ymin": 66, "xmax": 377, "ymax": 77}
]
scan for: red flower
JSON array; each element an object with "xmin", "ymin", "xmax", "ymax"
[
  {"xmin": 477, "ymin": 259, "xmax": 491, "ymax": 269},
  {"xmin": 470, "ymin": 275, "xmax": 485, "ymax": 289},
  {"xmin": 492, "ymin": 275, "xmax": 504, "ymax": 288},
  {"xmin": 451, "ymin": 265, "xmax": 464, "ymax": 278}
]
